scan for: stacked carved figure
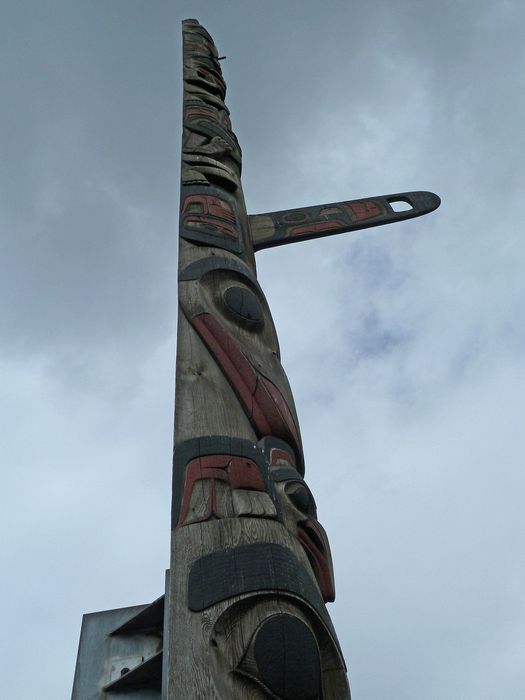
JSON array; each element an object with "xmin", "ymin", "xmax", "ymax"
[{"xmin": 168, "ymin": 19, "xmax": 440, "ymax": 699}]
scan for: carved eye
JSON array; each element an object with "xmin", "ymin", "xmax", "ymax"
[
  {"xmin": 210, "ymin": 597, "xmax": 347, "ymax": 700},
  {"xmin": 285, "ymin": 481, "xmax": 317, "ymax": 517},
  {"xmin": 223, "ymin": 285, "xmax": 264, "ymax": 327},
  {"xmin": 240, "ymin": 614, "xmax": 322, "ymax": 700}
]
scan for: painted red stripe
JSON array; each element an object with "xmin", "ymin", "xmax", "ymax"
[
  {"xmin": 192, "ymin": 313, "xmax": 302, "ymax": 461},
  {"xmin": 291, "ymin": 220, "xmax": 345, "ymax": 236}
]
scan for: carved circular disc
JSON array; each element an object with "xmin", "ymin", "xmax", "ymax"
[{"xmin": 223, "ymin": 285, "xmax": 264, "ymax": 325}]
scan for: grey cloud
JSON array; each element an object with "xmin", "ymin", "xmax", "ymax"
[{"xmin": 2, "ymin": 1, "xmax": 525, "ymax": 698}]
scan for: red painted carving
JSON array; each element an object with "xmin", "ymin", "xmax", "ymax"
[
  {"xmin": 346, "ymin": 199, "xmax": 383, "ymax": 221},
  {"xmin": 185, "ymin": 104, "xmax": 233, "ymax": 133},
  {"xmin": 181, "ymin": 194, "xmax": 238, "ymax": 239},
  {"xmin": 268, "ymin": 447, "xmax": 294, "ymax": 467},
  {"xmin": 298, "ymin": 522, "xmax": 336, "ymax": 602},
  {"xmin": 266, "ymin": 446, "xmax": 335, "ymax": 600},
  {"xmin": 178, "ymin": 454, "xmax": 265, "ymax": 527},
  {"xmin": 182, "ymin": 194, "xmax": 236, "ymax": 222},
  {"xmin": 192, "ymin": 313, "xmax": 303, "ymax": 461},
  {"xmin": 290, "ymin": 220, "xmax": 346, "ymax": 236},
  {"xmin": 184, "ymin": 216, "xmax": 237, "ymax": 239},
  {"xmin": 257, "ymin": 376, "xmax": 300, "ymax": 450},
  {"xmin": 185, "ymin": 105, "xmax": 219, "ymax": 120}
]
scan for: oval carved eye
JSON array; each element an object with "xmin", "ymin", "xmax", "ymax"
[
  {"xmin": 223, "ymin": 285, "xmax": 264, "ymax": 326},
  {"xmin": 285, "ymin": 481, "xmax": 317, "ymax": 517},
  {"xmin": 252, "ymin": 614, "xmax": 321, "ymax": 700}
]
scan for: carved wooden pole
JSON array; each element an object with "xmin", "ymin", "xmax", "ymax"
[{"xmin": 167, "ymin": 19, "xmax": 440, "ymax": 699}]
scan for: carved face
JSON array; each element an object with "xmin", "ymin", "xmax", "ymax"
[
  {"xmin": 210, "ymin": 596, "xmax": 349, "ymax": 700},
  {"xmin": 178, "ymin": 257, "xmax": 304, "ymax": 468},
  {"xmin": 263, "ymin": 440, "xmax": 336, "ymax": 602},
  {"xmin": 211, "ymin": 600, "xmax": 322, "ymax": 700},
  {"xmin": 172, "ymin": 436, "xmax": 335, "ymax": 603}
]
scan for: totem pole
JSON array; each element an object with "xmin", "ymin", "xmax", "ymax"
[
  {"xmin": 71, "ymin": 19, "xmax": 439, "ymax": 700},
  {"xmin": 167, "ymin": 19, "xmax": 440, "ymax": 700}
]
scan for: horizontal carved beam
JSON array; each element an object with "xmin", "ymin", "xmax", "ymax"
[{"xmin": 250, "ymin": 191, "xmax": 441, "ymax": 250}]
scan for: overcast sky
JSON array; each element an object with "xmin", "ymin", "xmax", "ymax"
[{"xmin": 2, "ymin": 1, "xmax": 525, "ymax": 698}]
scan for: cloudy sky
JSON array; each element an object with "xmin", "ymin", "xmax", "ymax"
[{"xmin": 2, "ymin": 1, "xmax": 525, "ymax": 698}]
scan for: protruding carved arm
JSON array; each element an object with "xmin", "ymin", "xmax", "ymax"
[{"xmin": 250, "ymin": 190, "xmax": 440, "ymax": 250}]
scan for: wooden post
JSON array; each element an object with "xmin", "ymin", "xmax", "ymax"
[{"xmin": 166, "ymin": 19, "xmax": 440, "ymax": 699}]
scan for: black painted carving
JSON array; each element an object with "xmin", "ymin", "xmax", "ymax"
[
  {"xmin": 223, "ymin": 286, "xmax": 264, "ymax": 326},
  {"xmin": 254, "ymin": 615, "xmax": 321, "ymax": 700},
  {"xmin": 179, "ymin": 255, "xmax": 261, "ymax": 292},
  {"xmin": 187, "ymin": 542, "xmax": 335, "ymax": 638},
  {"xmin": 271, "ymin": 467, "xmax": 306, "ymax": 483}
]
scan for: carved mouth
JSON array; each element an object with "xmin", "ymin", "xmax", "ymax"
[{"xmin": 297, "ymin": 520, "xmax": 335, "ymax": 603}]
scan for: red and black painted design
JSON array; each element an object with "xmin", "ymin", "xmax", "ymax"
[
  {"xmin": 172, "ymin": 435, "xmax": 335, "ymax": 602},
  {"xmin": 185, "ymin": 59, "xmax": 227, "ymax": 100},
  {"xmin": 179, "ymin": 186, "xmax": 244, "ymax": 253},
  {"xmin": 184, "ymin": 99, "xmax": 226, "ymax": 124},
  {"xmin": 187, "ymin": 543, "xmax": 337, "ymax": 634},
  {"xmin": 261, "ymin": 437, "xmax": 336, "ymax": 602},
  {"xmin": 181, "ymin": 22, "xmax": 242, "ymax": 203},
  {"xmin": 176, "ymin": 454, "xmax": 268, "ymax": 527},
  {"xmin": 296, "ymin": 521, "xmax": 335, "ymax": 603},
  {"xmin": 348, "ymin": 198, "xmax": 383, "ymax": 221},
  {"xmin": 164, "ymin": 15, "xmax": 356, "ymax": 700},
  {"xmin": 187, "ymin": 541, "xmax": 345, "ymax": 667},
  {"xmin": 191, "ymin": 312, "xmax": 303, "ymax": 466},
  {"xmin": 171, "ymin": 437, "xmax": 272, "ymax": 527},
  {"xmin": 249, "ymin": 190, "xmax": 441, "ymax": 250}
]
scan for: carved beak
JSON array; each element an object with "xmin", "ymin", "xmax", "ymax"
[{"xmin": 297, "ymin": 518, "xmax": 336, "ymax": 602}]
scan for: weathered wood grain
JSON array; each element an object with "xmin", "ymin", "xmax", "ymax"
[{"xmin": 167, "ymin": 18, "xmax": 350, "ymax": 699}]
